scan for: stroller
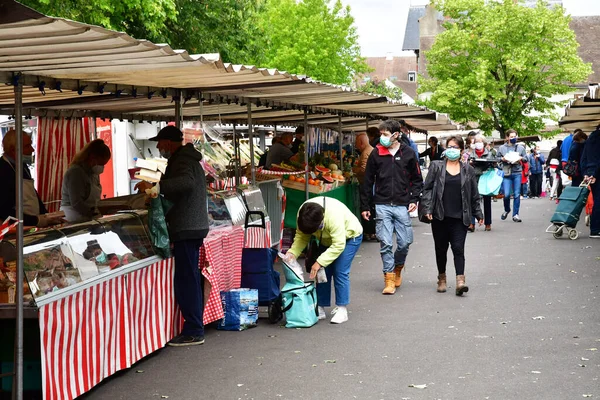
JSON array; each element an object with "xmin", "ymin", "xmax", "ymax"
[{"xmin": 545, "ymin": 180, "xmax": 591, "ymax": 240}]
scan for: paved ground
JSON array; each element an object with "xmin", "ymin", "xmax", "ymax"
[{"xmin": 82, "ymin": 198, "xmax": 599, "ymax": 400}]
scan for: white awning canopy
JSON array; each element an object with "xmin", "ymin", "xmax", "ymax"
[
  {"xmin": 559, "ymin": 84, "xmax": 600, "ymax": 132},
  {"xmin": 0, "ymin": 0, "xmax": 458, "ymax": 132}
]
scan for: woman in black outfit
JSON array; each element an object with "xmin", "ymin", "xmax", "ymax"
[
  {"xmin": 419, "ymin": 136, "xmax": 444, "ymax": 164},
  {"xmin": 420, "ymin": 136, "xmax": 483, "ymax": 296},
  {"xmin": 568, "ymin": 130, "xmax": 588, "ymax": 187}
]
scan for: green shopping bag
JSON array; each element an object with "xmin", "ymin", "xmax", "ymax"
[{"xmin": 148, "ymin": 196, "xmax": 173, "ymax": 258}]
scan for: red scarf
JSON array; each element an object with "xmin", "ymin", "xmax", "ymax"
[{"xmin": 475, "ymin": 149, "xmax": 485, "ymax": 158}]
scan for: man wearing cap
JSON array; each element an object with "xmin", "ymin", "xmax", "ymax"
[
  {"xmin": 266, "ymin": 132, "xmax": 294, "ymax": 168},
  {"xmin": 291, "ymin": 126, "xmax": 305, "ymax": 155},
  {"xmin": 1, "ymin": 129, "xmax": 62, "ymax": 228},
  {"xmin": 136, "ymin": 125, "xmax": 209, "ymax": 346}
]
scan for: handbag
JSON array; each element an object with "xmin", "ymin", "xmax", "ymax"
[
  {"xmin": 304, "ymin": 197, "xmax": 327, "ymax": 273},
  {"xmin": 417, "ymin": 200, "xmax": 431, "ymax": 224},
  {"xmin": 563, "ymin": 160, "xmax": 578, "ymax": 177},
  {"xmin": 478, "ymin": 168, "xmax": 504, "ymax": 196}
]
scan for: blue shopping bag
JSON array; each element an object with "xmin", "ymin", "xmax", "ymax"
[
  {"xmin": 280, "ymin": 257, "xmax": 318, "ymax": 328},
  {"xmin": 217, "ymin": 289, "xmax": 259, "ymax": 331},
  {"xmin": 478, "ymin": 168, "xmax": 504, "ymax": 196}
]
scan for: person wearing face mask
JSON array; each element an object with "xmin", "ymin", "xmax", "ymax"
[
  {"xmin": 135, "ymin": 125, "xmax": 209, "ymax": 346},
  {"xmin": 497, "ymin": 129, "xmax": 528, "ymax": 222},
  {"xmin": 420, "ymin": 136, "xmax": 483, "ymax": 295},
  {"xmin": 361, "ymin": 120, "xmax": 423, "ymax": 295},
  {"xmin": 60, "ymin": 139, "xmax": 111, "ymax": 223},
  {"xmin": 467, "ymin": 134, "xmax": 496, "ymax": 231},
  {"xmin": 0, "ymin": 129, "xmax": 62, "ymax": 228}
]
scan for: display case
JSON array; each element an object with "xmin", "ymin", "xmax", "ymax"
[{"xmin": 0, "ymin": 210, "xmax": 159, "ymax": 308}]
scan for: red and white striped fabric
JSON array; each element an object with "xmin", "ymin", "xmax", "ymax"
[
  {"xmin": 36, "ymin": 117, "xmax": 94, "ymax": 213},
  {"xmin": 244, "ymin": 220, "xmax": 272, "ymax": 248},
  {"xmin": 127, "ymin": 259, "xmax": 180, "ymax": 364},
  {"xmin": 199, "ymin": 225, "xmax": 244, "ymax": 324},
  {"xmin": 38, "ymin": 258, "xmax": 179, "ymax": 400}
]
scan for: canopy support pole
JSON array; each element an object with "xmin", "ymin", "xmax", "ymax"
[
  {"xmin": 304, "ymin": 109, "xmax": 309, "ymax": 200},
  {"xmin": 13, "ymin": 77, "xmax": 24, "ymax": 400},
  {"xmin": 232, "ymin": 123, "xmax": 241, "ymax": 188},
  {"xmin": 338, "ymin": 115, "xmax": 344, "ymax": 171},
  {"xmin": 247, "ymin": 104, "xmax": 255, "ymax": 185},
  {"xmin": 175, "ymin": 91, "xmax": 182, "ymax": 129}
]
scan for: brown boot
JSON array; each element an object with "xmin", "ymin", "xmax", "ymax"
[
  {"xmin": 456, "ymin": 275, "xmax": 469, "ymax": 296},
  {"xmin": 394, "ymin": 265, "xmax": 404, "ymax": 287},
  {"xmin": 382, "ymin": 273, "xmax": 396, "ymax": 295},
  {"xmin": 437, "ymin": 273, "xmax": 447, "ymax": 293}
]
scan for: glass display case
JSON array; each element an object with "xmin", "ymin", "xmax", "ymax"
[{"xmin": 0, "ymin": 210, "xmax": 157, "ymax": 307}]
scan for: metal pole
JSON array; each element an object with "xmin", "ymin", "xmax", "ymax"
[
  {"xmin": 247, "ymin": 103, "xmax": 256, "ymax": 185},
  {"xmin": 232, "ymin": 123, "xmax": 241, "ymax": 188},
  {"xmin": 175, "ymin": 91, "xmax": 182, "ymax": 129},
  {"xmin": 338, "ymin": 115, "xmax": 344, "ymax": 171},
  {"xmin": 13, "ymin": 77, "xmax": 24, "ymax": 400},
  {"xmin": 304, "ymin": 109, "xmax": 309, "ymax": 200}
]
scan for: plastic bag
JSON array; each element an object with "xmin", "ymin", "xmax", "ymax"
[{"xmin": 148, "ymin": 196, "xmax": 173, "ymax": 258}]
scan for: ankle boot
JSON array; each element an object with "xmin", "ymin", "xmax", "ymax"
[
  {"xmin": 456, "ymin": 275, "xmax": 469, "ymax": 296},
  {"xmin": 394, "ymin": 265, "xmax": 404, "ymax": 287},
  {"xmin": 382, "ymin": 273, "xmax": 396, "ymax": 295},
  {"xmin": 437, "ymin": 273, "xmax": 447, "ymax": 293}
]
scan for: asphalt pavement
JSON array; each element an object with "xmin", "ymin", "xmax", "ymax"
[{"xmin": 81, "ymin": 197, "xmax": 600, "ymax": 400}]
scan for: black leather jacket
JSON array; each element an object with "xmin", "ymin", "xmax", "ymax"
[{"xmin": 420, "ymin": 160, "xmax": 483, "ymax": 226}]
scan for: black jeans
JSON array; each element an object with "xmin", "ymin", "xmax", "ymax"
[
  {"xmin": 431, "ymin": 217, "xmax": 468, "ymax": 275},
  {"xmin": 173, "ymin": 238, "xmax": 205, "ymax": 337},
  {"xmin": 530, "ymin": 173, "xmax": 543, "ymax": 197}
]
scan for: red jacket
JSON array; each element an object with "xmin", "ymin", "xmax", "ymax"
[{"xmin": 521, "ymin": 160, "xmax": 530, "ymax": 184}]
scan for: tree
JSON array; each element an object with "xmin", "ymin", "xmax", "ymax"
[
  {"xmin": 20, "ymin": 0, "xmax": 177, "ymax": 43},
  {"xmin": 357, "ymin": 79, "xmax": 403, "ymax": 101},
  {"xmin": 253, "ymin": 0, "xmax": 370, "ymax": 85},
  {"xmin": 418, "ymin": 0, "xmax": 592, "ymax": 137},
  {"xmin": 164, "ymin": 0, "xmax": 265, "ymax": 64}
]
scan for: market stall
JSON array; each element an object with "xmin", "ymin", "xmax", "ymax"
[{"xmin": 0, "ymin": 209, "xmax": 244, "ymax": 400}]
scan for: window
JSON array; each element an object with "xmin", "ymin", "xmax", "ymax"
[
  {"xmin": 389, "ymin": 76, "xmax": 398, "ymax": 81},
  {"xmin": 408, "ymin": 71, "xmax": 416, "ymax": 82}
]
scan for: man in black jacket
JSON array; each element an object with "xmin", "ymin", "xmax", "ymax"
[
  {"xmin": 136, "ymin": 126, "xmax": 209, "ymax": 346},
  {"xmin": 360, "ymin": 120, "xmax": 423, "ymax": 295}
]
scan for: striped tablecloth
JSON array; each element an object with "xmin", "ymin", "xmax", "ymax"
[{"xmin": 200, "ymin": 225, "xmax": 244, "ymax": 324}]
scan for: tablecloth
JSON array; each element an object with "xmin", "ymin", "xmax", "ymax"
[{"xmin": 199, "ymin": 225, "xmax": 244, "ymax": 324}]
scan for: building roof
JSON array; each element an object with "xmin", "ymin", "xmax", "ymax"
[
  {"xmin": 392, "ymin": 80, "xmax": 418, "ymax": 101},
  {"xmin": 570, "ymin": 16, "xmax": 600, "ymax": 84},
  {"xmin": 364, "ymin": 56, "xmax": 417, "ymax": 82},
  {"xmin": 402, "ymin": 6, "xmax": 426, "ymax": 51}
]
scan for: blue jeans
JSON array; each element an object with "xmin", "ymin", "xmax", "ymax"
[
  {"xmin": 502, "ymin": 173, "xmax": 522, "ymax": 216},
  {"xmin": 316, "ymin": 234, "xmax": 362, "ymax": 307},
  {"xmin": 375, "ymin": 205, "xmax": 414, "ymax": 273},
  {"xmin": 173, "ymin": 239, "xmax": 205, "ymax": 337},
  {"xmin": 591, "ymin": 181, "xmax": 600, "ymax": 235}
]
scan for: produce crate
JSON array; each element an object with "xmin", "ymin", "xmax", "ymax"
[{"xmin": 282, "ymin": 180, "xmax": 336, "ymax": 194}]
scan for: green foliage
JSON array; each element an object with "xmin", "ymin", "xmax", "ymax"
[
  {"xmin": 357, "ymin": 80, "xmax": 403, "ymax": 101},
  {"xmin": 164, "ymin": 0, "xmax": 265, "ymax": 64},
  {"xmin": 419, "ymin": 0, "xmax": 592, "ymax": 138},
  {"xmin": 252, "ymin": 0, "xmax": 370, "ymax": 85},
  {"xmin": 20, "ymin": 0, "xmax": 177, "ymax": 42}
]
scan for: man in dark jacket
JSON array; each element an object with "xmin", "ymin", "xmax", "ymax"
[
  {"xmin": 360, "ymin": 120, "xmax": 423, "ymax": 295},
  {"xmin": 581, "ymin": 125, "xmax": 600, "ymax": 238},
  {"xmin": 136, "ymin": 125, "xmax": 209, "ymax": 346}
]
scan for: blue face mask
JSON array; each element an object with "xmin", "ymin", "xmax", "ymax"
[
  {"xmin": 509, "ymin": 138, "xmax": 517, "ymax": 144},
  {"xmin": 444, "ymin": 148, "xmax": 461, "ymax": 161},
  {"xmin": 95, "ymin": 252, "xmax": 107, "ymax": 264},
  {"xmin": 380, "ymin": 135, "xmax": 395, "ymax": 148},
  {"xmin": 160, "ymin": 149, "xmax": 171, "ymax": 159}
]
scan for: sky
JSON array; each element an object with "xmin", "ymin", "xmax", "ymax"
[{"xmin": 341, "ymin": 0, "xmax": 600, "ymax": 57}]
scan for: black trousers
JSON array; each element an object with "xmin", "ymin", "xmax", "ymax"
[
  {"xmin": 431, "ymin": 217, "xmax": 468, "ymax": 275},
  {"xmin": 530, "ymin": 173, "xmax": 543, "ymax": 197},
  {"xmin": 173, "ymin": 238, "xmax": 205, "ymax": 337}
]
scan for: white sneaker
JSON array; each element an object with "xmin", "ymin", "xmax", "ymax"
[
  {"xmin": 330, "ymin": 306, "xmax": 348, "ymax": 324},
  {"xmin": 318, "ymin": 306, "xmax": 326, "ymax": 320}
]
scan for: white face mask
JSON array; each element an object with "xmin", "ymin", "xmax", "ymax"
[
  {"xmin": 92, "ymin": 165, "xmax": 105, "ymax": 175},
  {"xmin": 470, "ymin": 143, "xmax": 476, "ymax": 150},
  {"xmin": 475, "ymin": 142, "xmax": 484, "ymax": 150}
]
